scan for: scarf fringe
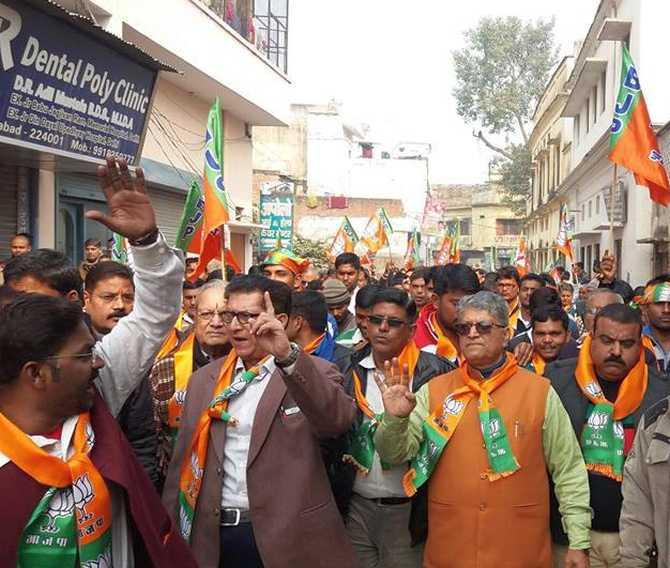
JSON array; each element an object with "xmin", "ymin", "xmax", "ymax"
[
  {"xmin": 402, "ymin": 468, "xmax": 418, "ymax": 497},
  {"xmin": 586, "ymin": 463, "xmax": 622, "ymax": 482},
  {"xmin": 342, "ymin": 454, "xmax": 370, "ymax": 475}
]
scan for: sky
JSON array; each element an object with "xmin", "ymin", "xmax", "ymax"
[{"xmin": 288, "ymin": 0, "xmax": 600, "ymax": 185}]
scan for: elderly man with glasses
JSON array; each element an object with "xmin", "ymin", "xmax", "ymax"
[
  {"xmin": 337, "ymin": 287, "xmax": 453, "ymax": 567},
  {"xmin": 373, "ymin": 290, "xmax": 592, "ymax": 568}
]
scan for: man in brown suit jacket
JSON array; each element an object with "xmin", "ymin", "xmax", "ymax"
[{"xmin": 163, "ymin": 275, "xmax": 357, "ymax": 568}]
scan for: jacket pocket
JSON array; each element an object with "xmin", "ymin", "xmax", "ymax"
[{"xmin": 648, "ymin": 435, "xmax": 670, "ymax": 464}]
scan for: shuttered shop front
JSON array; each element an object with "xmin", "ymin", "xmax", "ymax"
[
  {"xmin": 0, "ymin": 166, "xmax": 18, "ymax": 259},
  {"xmin": 148, "ymin": 187, "xmax": 186, "ymax": 247}
]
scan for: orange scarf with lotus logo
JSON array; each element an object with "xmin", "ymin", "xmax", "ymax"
[{"xmin": 0, "ymin": 411, "xmax": 112, "ymax": 567}]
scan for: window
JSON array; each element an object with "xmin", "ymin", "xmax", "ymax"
[
  {"xmin": 594, "ymin": 243, "xmax": 601, "ymax": 266},
  {"xmin": 496, "ymin": 219, "xmax": 524, "ymax": 235},
  {"xmin": 592, "ymin": 86, "xmax": 598, "ymax": 124},
  {"xmin": 585, "ymin": 103, "xmax": 590, "ymax": 133},
  {"xmin": 588, "ymin": 200, "xmax": 592, "ymax": 218},
  {"xmin": 581, "ymin": 204, "xmax": 585, "ymax": 221},
  {"xmin": 460, "ymin": 218, "xmax": 471, "ymax": 236},
  {"xmin": 554, "ymin": 145, "xmax": 561, "ymax": 187},
  {"xmin": 600, "ymin": 70, "xmax": 607, "ymax": 114},
  {"xmin": 254, "ymin": 0, "xmax": 289, "ymax": 73},
  {"xmin": 574, "ymin": 115, "xmax": 581, "ymax": 142},
  {"xmin": 596, "ymin": 195, "xmax": 600, "ymax": 214},
  {"xmin": 580, "ymin": 246, "xmax": 585, "ymax": 264}
]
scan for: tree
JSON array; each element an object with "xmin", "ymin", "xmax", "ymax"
[
  {"xmin": 292, "ymin": 233, "xmax": 330, "ymax": 268},
  {"xmin": 452, "ymin": 16, "xmax": 559, "ymax": 210}
]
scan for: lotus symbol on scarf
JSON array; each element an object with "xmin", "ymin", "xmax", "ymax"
[
  {"xmin": 443, "ymin": 397, "xmax": 464, "ymax": 416},
  {"xmin": 489, "ymin": 418, "xmax": 501, "ymax": 436},
  {"xmin": 585, "ymin": 383, "xmax": 603, "ymax": 398},
  {"xmin": 175, "ymin": 390, "xmax": 187, "ymax": 405},
  {"xmin": 73, "ymin": 473, "xmax": 95, "ymax": 522},
  {"xmin": 41, "ymin": 488, "xmax": 74, "ymax": 533},
  {"xmin": 84, "ymin": 423, "xmax": 96, "ymax": 451},
  {"xmin": 80, "ymin": 548, "xmax": 112, "ymax": 568},
  {"xmin": 179, "ymin": 506, "xmax": 193, "ymax": 538},
  {"xmin": 587, "ymin": 411, "xmax": 608, "ymax": 430},
  {"xmin": 613, "ymin": 421, "xmax": 624, "ymax": 439}
]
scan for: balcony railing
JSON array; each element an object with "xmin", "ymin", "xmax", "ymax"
[{"xmin": 201, "ymin": 0, "xmax": 288, "ymax": 73}]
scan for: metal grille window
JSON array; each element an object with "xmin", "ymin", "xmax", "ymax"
[{"xmin": 254, "ymin": 0, "xmax": 289, "ymax": 73}]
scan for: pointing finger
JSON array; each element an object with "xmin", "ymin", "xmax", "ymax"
[{"xmin": 263, "ymin": 291, "xmax": 276, "ymax": 318}]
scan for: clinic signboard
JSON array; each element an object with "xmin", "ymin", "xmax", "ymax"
[
  {"xmin": 0, "ymin": 0, "xmax": 158, "ymax": 164},
  {"xmin": 259, "ymin": 181, "xmax": 294, "ymax": 253}
]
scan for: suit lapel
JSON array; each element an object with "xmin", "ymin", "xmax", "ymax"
[
  {"xmin": 206, "ymin": 361, "xmax": 227, "ymax": 466},
  {"xmin": 247, "ymin": 369, "xmax": 287, "ymax": 468}
]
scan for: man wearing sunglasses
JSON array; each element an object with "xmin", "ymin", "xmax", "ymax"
[
  {"xmin": 546, "ymin": 304, "xmax": 669, "ymax": 567},
  {"xmin": 338, "ymin": 287, "xmax": 453, "ymax": 567},
  {"xmin": 374, "ymin": 290, "xmax": 592, "ymax": 568},
  {"xmin": 163, "ymin": 275, "xmax": 357, "ymax": 568}
]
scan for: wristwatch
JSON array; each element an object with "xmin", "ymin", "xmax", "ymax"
[
  {"xmin": 128, "ymin": 228, "xmax": 159, "ymax": 247},
  {"xmin": 275, "ymin": 342, "xmax": 300, "ymax": 369}
]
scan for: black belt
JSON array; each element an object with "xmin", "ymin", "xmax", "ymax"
[
  {"xmin": 220, "ymin": 508, "xmax": 252, "ymax": 526},
  {"xmin": 364, "ymin": 496, "xmax": 412, "ymax": 505}
]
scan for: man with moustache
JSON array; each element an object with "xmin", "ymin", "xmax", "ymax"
[
  {"xmin": 375, "ymin": 291, "xmax": 591, "ymax": 568},
  {"xmin": 408, "ymin": 268, "xmax": 430, "ymax": 310},
  {"xmin": 516, "ymin": 273, "xmax": 546, "ymax": 335},
  {"xmin": 163, "ymin": 275, "xmax": 357, "ymax": 567},
  {"xmin": 525, "ymin": 305, "xmax": 572, "ymax": 376},
  {"xmin": 497, "ymin": 266, "xmax": 522, "ymax": 334},
  {"xmin": 547, "ymin": 304, "xmax": 670, "ymax": 567},
  {"xmin": 79, "ymin": 238, "xmax": 105, "ymax": 281},
  {"xmin": 337, "ymin": 284, "xmax": 383, "ymax": 349},
  {"xmin": 639, "ymin": 275, "xmax": 670, "ymax": 374}
]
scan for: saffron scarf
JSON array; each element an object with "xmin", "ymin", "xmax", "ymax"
[
  {"xmin": 0, "ymin": 412, "xmax": 113, "ymax": 567},
  {"xmin": 168, "ymin": 332, "xmax": 196, "ymax": 437},
  {"xmin": 177, "ymin": 350, "xmax": 268, "ymax": 541},
  {"xmin": 156, "ymin": 311, "xmax": 186, "ymax": 361},
  {"xmin": 344, "ymin": 341, "xmax": 420, "ymax": 474},
  {"xmin": 403, "ymin": 353, "xmax": 520, "ymax": 496},
  {"xmin": 427, "ymin": 311, "xmax": 459, "ymax": 362},
  {"xmin": 530, "ymin": 352, "xmax": 546, "ymax": 376},
  {"xmin": 576, "ymin": 335, "xmax": 647, "ymax": 481},
  {"xmin": 508, "ymin": 299, "xmax": 520, "ymax": 334}
]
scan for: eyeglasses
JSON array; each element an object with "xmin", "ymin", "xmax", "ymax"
[
  {"xmin": 220, "ymin": 310, "xmax": 262, "ymax": 325},
  {"xmin": 453, "ymin": 321, "xmax": 507, "ymax": 336},
  {"xmin": 45, "ymin": 351, "xmax": 99, "ymax": 364},
  {"xmin": 197, "ymin": 310, "xmax": 226, "ymax": 322},
  {"xmin": 367, "ymin": 315, "xmax": 407, "ymax": 328}
]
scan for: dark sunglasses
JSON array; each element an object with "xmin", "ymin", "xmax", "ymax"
[
  {"xmin": 454, "ymin": 321, "xmax": 506, "ymax": 336},
  {"xmin": 367, "ymin": 315, "xmax": 407, "ymax": 328}
]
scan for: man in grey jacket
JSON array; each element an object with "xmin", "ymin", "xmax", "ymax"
[{"xmin": 620, "ymin": 396, "xmax": 670, "ymax": 567}]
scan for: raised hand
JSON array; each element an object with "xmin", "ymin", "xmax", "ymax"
[
  {"xmin": 373, "ymin": 358, "xmax": 416, "ymax": 418},
  {"xmin": 86, "ymin": 157, "xmax": 157, "ymax": 241},
  {"xmin": 513, "ymin": 342, "xmax": 533, "ymax": 367},
  {"xmin": 249, "ymin": 291, "xmax": 292, "ymax": 360},
  {"xmin": 597, "ymin": 250, "xmax": 616, "ymax": 283}
]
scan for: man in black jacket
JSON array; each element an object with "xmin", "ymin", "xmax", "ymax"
[
  {"xmin": 83, "ymin": 261, "xmax": 160, "ymax": 487},
  {"xmin": 339, "ymin": 287, "xmax": 454, "ymax": 567},
  {"xmin": 546, "ymin": 304, "xmax": 670, "ymax": 567}
]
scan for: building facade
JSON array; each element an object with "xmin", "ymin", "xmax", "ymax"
[
  {"xmin": 0, "ymin": 0, "xmax": 291, "ymax": 270},
  {"xmin": 527, "ymin": 57, "xmax": 574, "ymax": 271}
]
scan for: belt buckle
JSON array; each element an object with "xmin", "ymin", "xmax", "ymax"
[{"xmin": 221, "ymin": 508, "xmax": 241, "ymax": 527}]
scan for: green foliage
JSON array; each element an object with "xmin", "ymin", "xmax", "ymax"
[
  {"xmin": 452, "ymin": 16, "xmax": 559, "ymax": 139},
  {"xmin": 492, "ymin": 144, "xmax": 532, "ymax": 215},
  {"xmin": 292, "ymin": 233, "xmax": 330, "ymax": 268},
  {"xmin": 452, "ymin": 16, "xmax": 559, "ymax": 207}
]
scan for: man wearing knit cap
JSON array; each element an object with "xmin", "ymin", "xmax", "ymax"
[
  {"xmin": 323, "ymin": 279, "xmax": 357, "ymax": 335},
  {"xmin": 261, "ymin": 248, "xmax": 310, "ymax": 290}
]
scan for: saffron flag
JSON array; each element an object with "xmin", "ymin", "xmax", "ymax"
[
  {"xmin": 403, "ymin": 229, "xmax": 421, "ymax": 270},
  {"xmin": 435, "ymin": 231, "xmax": 452, "ymax": 266},
  {"xmin": 175, "ymin": 181, "xmax": 205, "ymax": 253},
  {"xmin": 360, "ymin": 208, "xmax": 393, "ymax": 253},
  {"xmin": 448, "ymin": 223, "xmax": 461, "ymax": 264},
  {"xmin": 328, "ymin": 216, "xmax": 358, "ymax": 261},
  {"xmin": 514, "ymin": 235, "xmax": 530, "ymax": 277},
  {"xmin": 555, "ymin": 203, "xmax": 574, "ymax": 262},
  {"xmin": 609, "ymin": 45, "xmax": 670, "ymax": 206}
]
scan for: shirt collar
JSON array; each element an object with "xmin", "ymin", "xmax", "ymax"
[
  {"xmin": 234, "ymin": 356, "xmax": 276, "ymax": 378},
  {"xmin": 360, "ymin": 353, "xmax": 375, "ymax": 370}
]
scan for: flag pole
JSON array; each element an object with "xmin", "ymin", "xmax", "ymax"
[
  {"xmin": 610, "ymin": 163, "xmax": 617, "ymax": 253},
  {"xmin": 220, "ymin": 224, "xmax": 227, "ymax": 283}
]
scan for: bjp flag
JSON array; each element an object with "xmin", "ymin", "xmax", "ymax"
[{"xmin": 609, "ymin": 45, "xmax": 670, "ymax": 206}]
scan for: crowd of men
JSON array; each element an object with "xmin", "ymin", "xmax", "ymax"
[{"xmin": 1, "ymin": 158, "xmax": 670, "ymax": 567}]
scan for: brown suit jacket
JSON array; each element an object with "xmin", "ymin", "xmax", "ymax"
[{"xmin": 163, "ymin": 350, "xmax": 358, "ymax": 568}]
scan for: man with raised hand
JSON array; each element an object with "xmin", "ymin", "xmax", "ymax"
[
  {"xmin": 163, "ymin": 275, "xmax": 356, "ymax": 567},
  {"xmin": 374, "ymin": 290, "xmax": 591, "ymax": 568},
  {"xmin": 340, "ymin": 287, "xmax": 453, "ymax": 566}
]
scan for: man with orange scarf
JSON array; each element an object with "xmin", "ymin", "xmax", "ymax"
[
  {"xmin": 547, "ymin": 303, "xmax": 669, "ymax": 568},
  {"xmin": 338, "ymin": 288, "xmax": 453, "ymax": 567},
  {"xmin": 162, "ymin": 276, "xmax": 357, "ymax": 567},
  {"xmin": 415, "ymin": 264, "xmax": 480, "ymax": 366},
  {"xmin": 375, "ymin": 291, "xmax": 591, "ymax": 568}
]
